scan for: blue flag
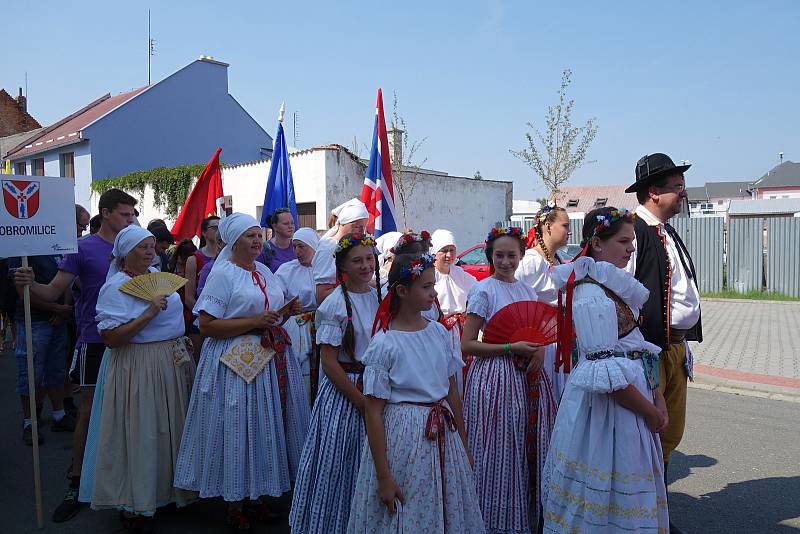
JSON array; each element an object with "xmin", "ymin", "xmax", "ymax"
[{"xmin": 260, "ymin": 120, "xmax": 297, "ymax": 227}]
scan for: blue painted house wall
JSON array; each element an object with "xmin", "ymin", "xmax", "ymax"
[{"xmin": 85, "ymin": 58, "xmax": 272, "ymax": 180}]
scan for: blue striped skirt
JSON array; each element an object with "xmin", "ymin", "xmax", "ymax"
[
  {"xmin": 289, "ymin": 372, "xmax": 365, "ymax": 534},
  {"xmin": 173, "ymin": 336, "xmax": 310, "ymax": 502}
]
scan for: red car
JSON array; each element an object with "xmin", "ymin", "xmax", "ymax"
[{"xmin": 456, "ymin": 244, "xmax": 490, "ymax": 280}]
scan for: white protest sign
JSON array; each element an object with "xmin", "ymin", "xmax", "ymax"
[{"xmin": 0, "ymin": 174, "xmax": 77, "ymax": 256}]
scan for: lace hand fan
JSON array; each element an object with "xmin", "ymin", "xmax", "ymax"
[
  {"xmin": 482, "ymin": 301, "xmax": 559, "ymax": 346},
  {"xmin": 119, "ymin": 272, "xmax": 188, "ymax": 302}
]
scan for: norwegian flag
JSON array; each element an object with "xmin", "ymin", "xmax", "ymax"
[
  {"xmin": 2, "ymin": 180, "xmax": 40, "ymax": 219},
  {"xmin": 360, "ymin": 88, "xmax": 398, "ymax": 237}
]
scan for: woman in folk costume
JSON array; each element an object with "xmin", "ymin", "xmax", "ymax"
[
  {"xmin": 461, "ymin": 227, "xmax": 545, "ymax": 533},
  {"xmin": 541, "ymin": 207, "xmax": 668, "ymax": 533},
  {"xmin": 375, "ymin": 231, "xmax": 403, "ymax": 288},
  {"xmin": 347, "ymin": 252, "xmax": 484, "ymax": 533},
  {"xmin": 274, "ymin": 227, "xmax": 321, "ymax": 402},
  {"xmin": 173, "ymin": 213, "xmax": 311, "ymax": 533},
  {"xmin": 314, "ymin": 199, "xmax": 370, "ymax": 304},
  {"xmin": 515, "ymin": 205, "xmax": 572, "ymax": 399},
  {"xmin": 89, "ymin": 226, "xmax": 197, "ymax": 531},
  {"xmin": 289, "ymin": 233, "xmax": 383, "ymax": 534},
  {"xmin": 430, "ymin": 229, "xmax": 477, "ymax": 394}
]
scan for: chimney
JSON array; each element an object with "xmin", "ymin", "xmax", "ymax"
[
  {"xmin": 388, "ymin": 126, "xmax": 403, "ymax": 168},
  {"xmin": 16, "ymin": 87, "xmax": 26, "ymax": 113}
]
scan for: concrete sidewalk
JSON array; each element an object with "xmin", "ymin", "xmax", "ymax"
[{"xmin": 689, "ymin": 298, "xmax": 800, "ymax": 401}]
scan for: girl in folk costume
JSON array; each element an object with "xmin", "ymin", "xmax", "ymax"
[
  {"xmin": 515, "ymin": 205, "xmax": 572, "ymax": 399},
  {"xmin": 274, "ymin": 228, "xmax": 321, "ymax": 402},
  {"xmin": 430, "ymin": 229, "xmax": 477, "ymax": 394},
  {"xmin": 386, "ymin": 231, "xmax": 441, "ymax": 323},
  {"xmin": 289, "ymin": 233, "xmax": 383, "ymax": 534},
  {"xmin": 174, "ymin": 213, "xmax": 311, "ymax": 533},
  {"xmin": 461, "ymin": 227, "xmax": 545, "ymax": 533},
  {"xmin": 542, "ymin": 207, "xmax": 668, "ymax": 533},
  {"xmin": 313, "ymin": 199, "xmax": 370, "ymax": 304},
  {"xmin": 347, "ymin": 253, "xmax": 484, "ymax": 533},
  {"xmin": 88, "ymin": 226, "xmax": 197, "ymax": 531}
]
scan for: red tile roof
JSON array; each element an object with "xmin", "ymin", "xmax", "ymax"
[
  {"xmin": 554, "ymin": 184, "xmax": 638, "ymax": 213},
  {"xmin": 7, "ymin": 86, "xmax": 149, "ymax": 159}
]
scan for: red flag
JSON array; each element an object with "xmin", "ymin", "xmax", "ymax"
[{"xmin": 171, "ymin": 147, "xmax": 225, "ymax": 240}]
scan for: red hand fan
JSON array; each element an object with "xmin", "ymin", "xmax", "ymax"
[{"xmin": 482, "ymin": 301, "xmax": 559, "ymax": 346}]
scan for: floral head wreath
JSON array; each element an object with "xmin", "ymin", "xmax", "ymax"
[
  {"xmin": 389, "ymin": 230, "xmax": 431, "ymax": 255},
  {"xmin": 372, "ymin": 253, "xmax": 435, "ymax": 335},
  {"xmin": 335, "ymin": 232, "xmax": 377, "ymax": 254},
  {"xmin": 535, "ymin": 205, "xmax": 555, "ymax": 226},
  {"xmin": 591, "ymin": 209, "xmax": 636, "ymax": 240},
  {"xmin": 394, "ymin": 253, "xmax": 435, "ymax": 286},
  {"xmin": 486, "ymin": 226, "xmax": 523, "ymax": 244}
]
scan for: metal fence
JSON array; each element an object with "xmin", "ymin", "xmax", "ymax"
[
  {"xmin": 728, "ymin": 218, "xmax": 763, "ymax": 293},
  {"xmin": 505, "ymin": 215, "xmax": 800, "ymax": 297},
  {"xmin": 766, "ymin": 217, "xmax": 800, "ymax": 297},
  {"xmin": 672, "ymin": 217, "xmax": 724, "ymax": 293}
]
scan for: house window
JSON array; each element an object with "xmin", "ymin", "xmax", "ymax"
[
  {"xmin": 718, "ymin": 200, "xmax": 724, "ymax": 205},
  {"xmin": 223, "ymin": 195, "xmax": 233, "ymax": 216},
  {"xmin": 15, "ymin": 161, "xmax": 27, "ymax": 175},
  {"xmin": 593, "ymin": 197, "xmax": 608, "ymax": 208},
  {"xmin": 566, "ymin": 199, "xmax": 579, "ymax": 208},
  {"xmin": 60, "ymin": 152, "xmax": 75, "ymax": 178},
  {"xmin": 32, "ymin": 158, "xmax": 44, "ymax": 176},
  {"xmin": 700, "ymin": 203, "xmax": 713, "ymax": 211}
]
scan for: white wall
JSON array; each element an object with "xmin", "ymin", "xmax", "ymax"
[{"xmin": 87, "ymin": 145, "xmax": 512, "ymax": 249}]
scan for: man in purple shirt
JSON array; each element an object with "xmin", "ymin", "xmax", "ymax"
[
  {"xmin": 15, "ymin": 188, "xmax": 137, "ymax": 523},
  {"xmin": 257, "ymin": 207, "xmax": 297, "ymax": 272}
]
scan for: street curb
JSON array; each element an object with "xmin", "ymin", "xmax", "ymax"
[
  {"xmin": 701, "ymin": 297, "xmax": 800, "ymax": 305},
  {"xmin": 690, "ymin": 373, "xmax": 800, "ymax": 403}
]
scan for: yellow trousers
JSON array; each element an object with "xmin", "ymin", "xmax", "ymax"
[{"xmin": 658, "ymin": 341, "xmax": 688, "ymax": 464}]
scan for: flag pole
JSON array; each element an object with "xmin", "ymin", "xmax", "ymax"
[{"xmin": 22, "ymin": 256, "xmax": 45, "ymax": 529}]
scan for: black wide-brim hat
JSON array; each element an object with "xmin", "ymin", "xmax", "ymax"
[{"xmin": 626, "ymin": 153, "xmax": 691, "ymax": 193}]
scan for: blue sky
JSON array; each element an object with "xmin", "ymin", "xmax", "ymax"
[{"xmin": 3, "ymin": 0, "xmax": 798, "ymax": 198}]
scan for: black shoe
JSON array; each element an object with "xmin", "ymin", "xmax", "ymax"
[
  {"xmin": 52, "ymin": 413, "xmax": 76, "ymax": 432},
  {"xmin": 22, "ymin": 426, "xmax": 44, "ymax": 446},
  {"xmin": 52, "ymin": 487, "xmax": 81, "ymax": 523},
  {"xmin": 64, "ymin": 399, "xmax": 78, "ymax": 420}
]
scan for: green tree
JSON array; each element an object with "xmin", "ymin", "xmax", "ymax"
[{"xmin": 511, "ymin": 69, "xmax": 597, "ymax": 201}]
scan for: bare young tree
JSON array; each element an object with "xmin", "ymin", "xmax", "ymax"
[
  {"xmin": 390, "ymin": 91, "xmax": 428, "ymax": 228},
  {"xmin": 510, "ymin": 69, "xmax": 598, "ymax": 201}
]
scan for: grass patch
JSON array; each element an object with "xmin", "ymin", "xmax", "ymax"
[{"xmin": 702, "ymin": 289, "xmax": 800, "ymax": 301}]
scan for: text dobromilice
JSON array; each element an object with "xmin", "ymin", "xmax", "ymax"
[{"xmin": 0, "ymin": 225, "xmax": 57, "ymax": 236}]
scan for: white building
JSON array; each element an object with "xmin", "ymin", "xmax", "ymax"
[{"xmin": 114, "ymin": 143, "xmax": 512, "ymax": 250}]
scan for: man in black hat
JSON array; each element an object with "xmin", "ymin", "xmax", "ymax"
[{"xmin": 625, "ymin": 153, "xmax": 702, "ymax": 533}]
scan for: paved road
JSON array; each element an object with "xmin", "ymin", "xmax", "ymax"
[
  {"xmin": 693, "ymin": 299, "xmax": 800, "ymax": 379},
  {"xmin": 2, "ymin": 348, "xmax": 798, "ymax": 533}
]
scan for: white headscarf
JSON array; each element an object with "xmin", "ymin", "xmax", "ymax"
[
  {"xmin": 210, "ymin": 212, "xmax": 261, "ymax": 276},
  {"xmin": 322, "ymin": 198, "xmax": 369, "ymax": 238},
  {"xmin": 292, "ymin": 227, "xmax": 320, "ymax": 250},
  {"xmin": 375, "ymin": 231, "xmax": 403, "ymax": 265},
  {"xmin": 107, "ymin": 225, "xmax": 154, "ymax": 281},
  {"xmin": 431, "ymin": 229, "xmax": 456, "ymax": 254}
]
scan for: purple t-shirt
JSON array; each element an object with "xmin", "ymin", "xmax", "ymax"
[
  {"xmin": 58, "ymin": 234, "xmax": 114, "ymax": 344},
  {"xmin": 256, "ymin": 240, "xmax": 296, "ymax": 273},
  {"xmin": 196, "ymin": 259, "xmax": 215, "ymax": 296}
]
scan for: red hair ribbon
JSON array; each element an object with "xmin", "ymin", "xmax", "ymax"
[
  {"xmin": 372, "ymin": 290, "xmax": 393, "ymax": 335},
  {"xmin": 526, "ymin": 227, "xmax": 537, "ymax": 249},
  {"xmin": 555, "ymin": 269, "xmax": 576, "ymax": 373}
]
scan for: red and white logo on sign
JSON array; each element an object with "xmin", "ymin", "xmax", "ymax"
[{"xmin": 2, "ymin": 180, "xmax": 41, "ymax": 219}]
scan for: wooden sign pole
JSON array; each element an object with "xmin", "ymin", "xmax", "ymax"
[{"xmin": 22, "ymin": 256, "xmax": 45, "ymax": 529}]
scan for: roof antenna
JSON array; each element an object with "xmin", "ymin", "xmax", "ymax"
[
  {"xmin": 148, "ymin": 10, "xmax": 156, "ymax": 84},
  {"xmin": 779, "ymin": 151, "xmax": 784, "ymax": 163}
]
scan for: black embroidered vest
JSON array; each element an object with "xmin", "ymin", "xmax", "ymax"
[{"xmin": 633, "ymin": 216, "xmax": 702, "ymax": 350}]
